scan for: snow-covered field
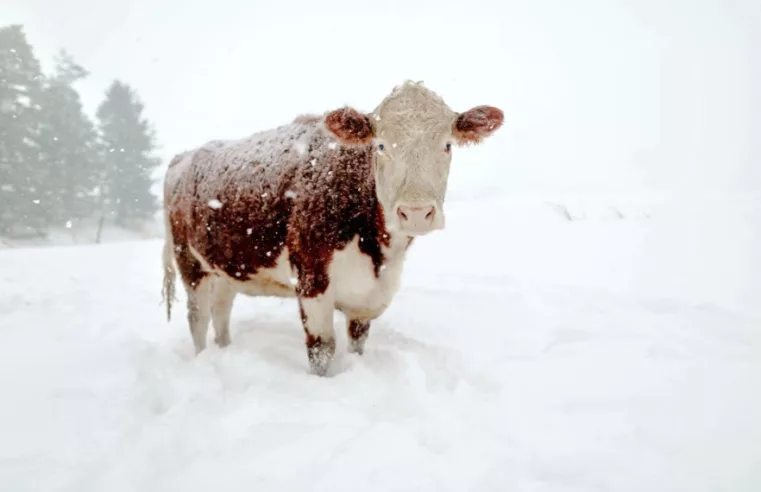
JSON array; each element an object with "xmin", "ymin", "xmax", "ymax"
[{"xmin": 1, "ymin": 194, "xmax": 760, "ymax": 491}]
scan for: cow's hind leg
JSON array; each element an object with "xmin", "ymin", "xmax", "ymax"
[
  {"xmin": 186, "ymin": 278, "xmax": 212, "ymax": 354},
  {"xmin": 174, "ymin": 243, "xmax": 212, "ymax": 354},
  {"xmin": 211, "ymin": 278, "xmax": 236, "ymax": 348},
  {"xmin": 347, "ymin": 319, "xmax": 370, "ymax": 355}
]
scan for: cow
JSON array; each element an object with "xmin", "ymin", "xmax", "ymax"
[{"xmin": 161, "ymin": 80, "xmax": 504, "ymax": 376}]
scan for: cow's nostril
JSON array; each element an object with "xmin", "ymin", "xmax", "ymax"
[
  {"xmin": 397, "ymin": 208, "xmax": 408, "ymax": 221},
  {"xmin": 425, "ymin": 209, "xmax": 434, "ymax": 220}
]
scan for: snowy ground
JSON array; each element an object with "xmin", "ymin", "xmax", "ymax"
[{"xmin": 1, "ymin": 194, "xmax": 760, "ymax": 491}]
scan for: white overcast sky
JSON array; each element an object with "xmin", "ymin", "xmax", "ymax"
[{"xmin": 3, "ymin": 0, "xmax": 759, "ymax": 195}]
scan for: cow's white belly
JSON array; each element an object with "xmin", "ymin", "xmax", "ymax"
[
  {"xmin": 329, "ymin": 236, "xmax": 407, "ymax": 320},
  {"xmin": 227, "ymin": 248, "xmax": 297, "ymax": 298},
  {"xmin": 206, "ymin": 235, "xmax": 407, "ymax": 320}
]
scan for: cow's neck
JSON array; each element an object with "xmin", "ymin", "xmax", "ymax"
[{"xmin": 374, "ymin": 201, "xmax": 415, "ymax": 266}]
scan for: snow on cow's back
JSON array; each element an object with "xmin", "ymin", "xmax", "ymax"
[
  {"xmin": 163, "ymin": 117, "xmax": 331, "ymax": 238},
  {"xmin": 166, "ymin": 120, "xmax": 318, "ymax": 196}
]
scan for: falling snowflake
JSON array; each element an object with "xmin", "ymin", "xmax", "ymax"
[
  {"xmin": 328, "ymin": 142, "xmax": 337, "ymax": 150},
  {"xmin": 310, "ymin": 158, "xmax": 317, "ymax": 167},
  {"xmin": 266, "ymin": 251, "xmax": 272, "ymax": 257},
  {"xmin": 262, "ymin": 192, "xmax": 269, "ymax": 198},
  {"xmin": 246, "ymin": 228, "xmax": 253, "ymax": 235},
  {"xmin": 208, "ymin": 199, "xmax": 223, "ymax": 209},
  {"xmin": 284, "ymin": 190, "xmax": 297, "ymax": 199},
  {"xmin": 289, "ymin": 277, "xmax": 298, "ymax": 286},
  {"xmin": 293, "ymin": 140, "xmax": 308, "ymax": 156},
  {"xmin": 65, "ymin": 220, "xmax": 72, "ymax": 229}
]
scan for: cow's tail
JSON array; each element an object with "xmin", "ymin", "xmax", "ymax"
[
  {"xmin": 161, "ymin": 151, "xmax": 191, "ymax": 322},
  {"xmin": 161, "ymin": 205, "xmax": 177, "ymax": 322}
]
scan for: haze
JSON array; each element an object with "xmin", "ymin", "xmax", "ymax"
[{"xmin": 5, "ymin": 0, "xmax": 759, "ymax": 197}]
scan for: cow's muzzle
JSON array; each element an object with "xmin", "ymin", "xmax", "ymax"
[{"xmin": 395, "ymin": 201, "xmax": 444, "ymax": 235}]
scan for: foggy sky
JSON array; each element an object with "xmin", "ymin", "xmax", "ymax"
[{"xmin": 4, "ymin": 0, "xmax": 759, "ymax": 196}]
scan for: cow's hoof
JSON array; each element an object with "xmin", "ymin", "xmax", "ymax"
[
  {"xmin": 307, "ymin": 337, "xmax": 336, "ymax": 376},
  {"xmin": 214, "ymin": 334, "xmax": 231, "ymax": 348},
  {"xmin": 347, "ymin": 335, "xmax": 368, "ymax": 355}
]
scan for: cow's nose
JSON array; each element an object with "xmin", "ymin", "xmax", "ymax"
[{"xmin": 396, "ymin": 203, "xmax": 435, "ymax": 231}]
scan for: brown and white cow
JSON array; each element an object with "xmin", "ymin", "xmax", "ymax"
[{"xmin": 161, "ymin": 80, "xmax": 503, "ymax": 375}]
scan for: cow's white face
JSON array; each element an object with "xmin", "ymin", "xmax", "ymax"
[
  {"xmin": 322, "ymin": 81, "xmax": 503, "ymax": 237},
  {"xmin": 369, "ymin": 81, "xmax": 504, "ymax": 236}
]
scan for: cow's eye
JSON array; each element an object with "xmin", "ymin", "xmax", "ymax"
[
  {"xmin": 378, "ymin": 143, "xmax": 385, "ymax": 151},
  {"xmin": 445, "ymin": 142, "xmax": 452, "ymax": 152}
]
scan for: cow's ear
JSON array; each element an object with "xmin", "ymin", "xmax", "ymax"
[
  {"xmin": 324, "ymin": 107, "xmax": 375, "ymax": 145},
  {"xmin": 452, "ymin": 105, "xmax": 504, "ymax": 146}
]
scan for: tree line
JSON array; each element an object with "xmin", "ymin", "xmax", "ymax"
[{"xmin": 0, "ymin": 24, "xmax": 161, "ymax": 240}]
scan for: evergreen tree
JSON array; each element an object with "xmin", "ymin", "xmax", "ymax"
[
  {"xmin": 0, "ymin": 24, "xmax": 46, "ymax": 236},
  {"xmin": 96, "ymin": 81, "xmax": 161, "ymax": 227},
  {"xmin": 37, "ymin": 50, "xmax": 100, "ymax": 227}
]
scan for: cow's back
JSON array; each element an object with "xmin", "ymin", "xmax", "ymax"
[{"xmin": 166, "ymin": 120, "xmax": 323, "ymax": 280}]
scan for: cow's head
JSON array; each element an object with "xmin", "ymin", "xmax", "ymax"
[{"xmin": 323, "ymin": 80, "xmax": 503, "ymax": 237}]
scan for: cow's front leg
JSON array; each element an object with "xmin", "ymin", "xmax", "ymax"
[
  {"xmin": 347, "ymin": 319, "xmax": 370, "ymax": 355},
  {"xmin": 298, "ymin": 292, "xmax": 336, "ymax": 376}
]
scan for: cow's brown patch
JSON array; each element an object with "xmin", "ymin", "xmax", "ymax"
[
  {"xmin": 347, "ymin": 319, "xmax": 370, "ymax": 355},
  {"xmin": 348, "ymin": 319, "xmax": 370, "ymax": 341},
  {"xmin": 173, "ymin": 242, "xmax": 208, "ymax": 288},
  {"xmin": 453, "ymin": 105, "xmax": 504, "ymax": 145},
  {"xmin": 165, "ymin": 111, "xmax": 390, "ymax": 302},
  {"xmin": 324, "ymin": 107, "xmax": 374, "ymax": 145}
]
